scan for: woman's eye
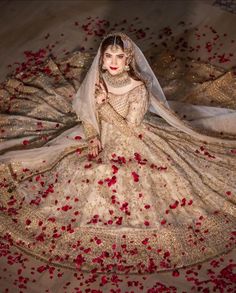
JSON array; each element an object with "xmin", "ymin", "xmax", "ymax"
[{"xmin": 118, "ymin": 55, "xmax": 124, "ymax": 59}]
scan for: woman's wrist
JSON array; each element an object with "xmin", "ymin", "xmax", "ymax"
[
  {"xmin": 88, "ymin": 135, "xmax": 99, "ymax": 144},
  {"xmin": 95, "ymin": 99, "xmax": 109, "ymax": 110}
]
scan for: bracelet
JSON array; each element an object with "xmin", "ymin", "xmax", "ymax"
[
  {"xmin": 95, "ymin": 94, "xmax": 109, "ymax": 108},
  {"xmin": 95, "ymin": 101, "xmax": 108, "ymax": 110},
  {"xmin": 88, "ymin": 136, "xmax": 98, "ymax": 143}
]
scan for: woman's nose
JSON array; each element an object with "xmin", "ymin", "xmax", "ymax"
[{"xmin": 111, "ymin": 57, "xmax": 117, "ymax": 65}]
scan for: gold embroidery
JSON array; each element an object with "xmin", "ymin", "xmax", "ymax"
[
  {"xmin": 0, "ymin": 50, "xmax": 236, "ymax": 274},
  {"xmin": 82, "ymin": 120, "xmax": 98, "ymax": 141}
]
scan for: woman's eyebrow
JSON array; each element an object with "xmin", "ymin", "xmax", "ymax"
[{"xmin": 105, "ymin": 53, "xmax": 125, "ymax": 56}]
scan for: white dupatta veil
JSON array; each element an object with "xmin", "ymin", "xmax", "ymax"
[
  {"xmin": 1, "ymin": 32, "xmax": 236, "ymax": 168},
  {"xmin": 72, "ymin": 31, "xmax": 170, "ymax": 135},
  {"xmin": 72, "ymin": 31, "xmax": 236, "ymax": 144}
]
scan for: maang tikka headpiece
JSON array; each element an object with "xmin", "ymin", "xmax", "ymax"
[
  {"xmin": 111, "ymin": 35, "xmax": 119, "ymax": 52},
  {"xmin": 101, "ymin": 31, "xmax": 134, "ymax": 58}
]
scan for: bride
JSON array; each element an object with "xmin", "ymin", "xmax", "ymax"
[{"xmin": 0, "ymin": 32, "xmax": 235, "ymax": 274}]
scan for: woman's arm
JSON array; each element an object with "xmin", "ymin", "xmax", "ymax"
[
  {"xmin": 96, "ymin": 102, "xmax": 134, "ymax": 136},
  {"xmin": 82, "ymin": 119, "xmax": 102, "ymax": 157},
  {"xmin": 81, "ymin": 120, "xmax": 98, "ymax": 141},
  {"xmin": 97, "ymin": 84, "xmax": 149, "ymax": 136},
  {"xmin": 126, "ymin": 84, "xmax": 149, "ymax": 126}
]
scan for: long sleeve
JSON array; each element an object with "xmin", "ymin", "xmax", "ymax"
[
  {"xmin": 96, "ymin": 84, "xmax": 149, "ymax": 137},
  {"xmin": 82, "ymin": 120, "xmax": 98, "ymax": 141},
  {"xmin": 126, "ymin": 84, "xmax": 149, "ymax": 126},
  {"xmin": 97, "ymin": 102, "xmax": 135, "ymax": 137}
]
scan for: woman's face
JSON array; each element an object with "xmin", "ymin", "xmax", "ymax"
[{"xmin": 102, "ymin": 45, "xmax": 128, "ymax": 76}]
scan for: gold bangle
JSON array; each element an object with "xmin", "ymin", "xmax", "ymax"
[{"xmin": 88, "ymin": 135, "xmax": 98, "ymax": 143}]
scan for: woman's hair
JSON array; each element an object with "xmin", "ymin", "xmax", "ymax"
[
  {"xmin": 100, "ymin": 35, "xmax": 124, "ymax": 55},
  {"xmin": 99, "ymin": 35, "xmax": 140, "ymax": 81}
]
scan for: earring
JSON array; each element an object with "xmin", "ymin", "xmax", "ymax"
[
  {"xmin": 124, "ymin": 64, "xmax": 130, "ymax": 71},
  {"xmin": 102, "ymin": 64, "xmax": 106, "ymax": 70}
]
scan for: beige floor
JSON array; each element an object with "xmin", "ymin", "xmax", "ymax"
[
  {"xmin": 0, "ymin": 0, "xmax": 236, "ymax": 292},
  {"xmin": 1, "ymin": 0, "xmax": 236, "ymax": 82}
]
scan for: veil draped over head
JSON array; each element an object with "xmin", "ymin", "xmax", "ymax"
[
  {"xmin": 1, "ymin": 31, "xmax": 236, "ymax": 165},
  {"xmin": 72, "ymin": 31, "xmax": 169, "ymax": 135},
  {"xmin": 73, "ymin": 31, "xmax": 236, "ymax": 144}
]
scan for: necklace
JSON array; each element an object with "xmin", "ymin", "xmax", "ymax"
[{"xmin": 103, "ymin": 70, "xmax": 131, "ymax": 88}]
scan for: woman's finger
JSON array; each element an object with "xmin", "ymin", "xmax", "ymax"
[
  {"xmin": 93, "ymin": 147, "xmax": 97, "ymax": 157},
  {"xmin": 92, "ymin": 148, "xmax": 96, "ymax": 157},
  {"xmin": 98, "ymin": 140, "xmax": 102, "ymax": 151},
  {"xmin": 99, "ymin": 82, "xmax": 106, "ymax": 92}
]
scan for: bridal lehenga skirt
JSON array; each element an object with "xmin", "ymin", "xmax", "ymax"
[{"xmin": 0, "ymin": 51, "xmax": 235, "ymax": 273}]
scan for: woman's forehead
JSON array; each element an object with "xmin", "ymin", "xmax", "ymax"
[{"xmin": 104, "ymin": 45, "xmax": 125, "ymax": 55}]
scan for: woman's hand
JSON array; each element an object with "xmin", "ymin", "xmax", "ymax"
[
  {"xmin": 95, "ymin": 82, "xmax": 109, "ymax": 105},
  {"xmin": 88, "ymin": 136, "xmax": 102, "ymax": 157}
]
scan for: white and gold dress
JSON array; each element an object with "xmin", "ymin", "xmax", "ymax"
[{"xmin": 0, "ymin": 52, "xmax": 235, "ymax": 274}]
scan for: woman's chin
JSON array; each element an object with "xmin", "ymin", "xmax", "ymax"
[{"xmin": 107, "ymin": 69, "xmax": 123, "ymax": 76}]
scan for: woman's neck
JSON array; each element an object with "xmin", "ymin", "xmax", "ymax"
[
  {"xmin": 102, "ymin": 71, "xmax": 138, "ymax": 95},
  {"xmin": 102, "ymin": 70, "xmax": 131, "ymax": 89}
]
